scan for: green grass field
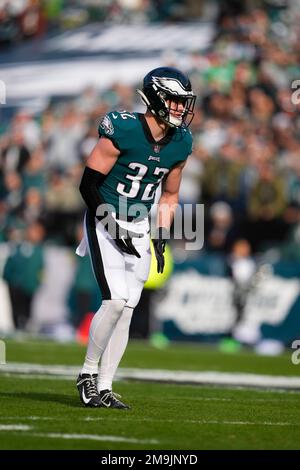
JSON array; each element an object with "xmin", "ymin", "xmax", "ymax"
[{"xmin": 0, "ymin": 338, "xmax": 300, "ymax": 450}]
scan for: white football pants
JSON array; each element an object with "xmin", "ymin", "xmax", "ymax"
[{"xmin": 76, "ymin": 211, "xmax": 151, "ymax": 388}]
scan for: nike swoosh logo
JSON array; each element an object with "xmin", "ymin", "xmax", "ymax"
[{"xmin": 82, "ymin": 388, "xmax": 92, "ymax": 404}]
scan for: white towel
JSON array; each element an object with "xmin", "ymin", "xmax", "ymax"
[{"xmin": 76, "ymin": 237, "xmax": 87, "ymax": 257}]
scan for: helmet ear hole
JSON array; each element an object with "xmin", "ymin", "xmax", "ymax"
[{"xmin": 158, "ymin": 91, "xmax": 167, "ymax": 100}]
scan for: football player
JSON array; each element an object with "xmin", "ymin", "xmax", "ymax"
[{"xmin": 76, "ymin": 66, "xmax": 196, "ymax": 408}]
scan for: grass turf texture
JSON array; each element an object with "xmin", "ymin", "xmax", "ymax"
[{"xmin": 0, "ymin": 339, "xmax": 300, "ymax": 450}]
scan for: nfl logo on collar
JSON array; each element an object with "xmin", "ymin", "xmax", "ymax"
[{"xmin": 153, "ymin": 145, "xmax": 160, "ymax": 153}]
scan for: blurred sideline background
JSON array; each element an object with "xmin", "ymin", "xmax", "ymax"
[{"xmin": 1, "ymin": 0, "xmax": 300, "ymax": 356}]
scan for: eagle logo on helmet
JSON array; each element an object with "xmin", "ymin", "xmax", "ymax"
[{"xmin": 152, "ymin": 76, "xmax": 193, "ymax": 97}]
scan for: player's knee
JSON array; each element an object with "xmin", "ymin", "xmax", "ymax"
[
  {"xmin": 102, "ymin": 299, "xmax": 126, "ymax": 322},
  {"xmin": 118, "ymin": 307, "xmax": 134, "ymax": 332},
  {"xmin": 125, "ymin": 289, "xmax": 142, "ymax": 309}
]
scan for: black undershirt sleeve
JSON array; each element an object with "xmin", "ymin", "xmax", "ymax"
[{"xmin": 79, "ymin": 166, "xmax": 107, "ymax": 216}]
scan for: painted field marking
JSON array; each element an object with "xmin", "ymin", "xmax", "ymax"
[
  {"xmin": 0, "ymin": 425, "xmax": 32, "ymax": 431},
  {"xmin": 1, "ymin": 362, "xmax": 300, "ymax": 390},
  {"xmin": 1, "ymin": 416, "xmax": 299, "ymax": 427},
  {"xmin": 29, "ymin": 432, "xmax": 159, "ymax": 444}
]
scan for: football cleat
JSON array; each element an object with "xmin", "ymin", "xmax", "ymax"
[
  {"xmin": 99, "ymin": 390, "xmax": 130, "ymax": 409},
  {"xmin": 76, "ymin": 373, "xmax": 102, "ymax": 407}
]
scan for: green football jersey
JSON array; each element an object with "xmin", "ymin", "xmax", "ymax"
[{"xmin": 98, "ymin": 110, "xmax": 193, "ymax": 217}]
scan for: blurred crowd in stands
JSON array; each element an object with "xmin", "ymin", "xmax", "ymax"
[
  {"xmin": 0, "ymin": 0, "xmax": 45, "ymax": 45},
  {"xmin": 0, "ymin": 0, "xmax": 202, "ymax": 46},
  {"xmin": 1, "ymin": 0, "xmax": 300, "ymax": 332}
]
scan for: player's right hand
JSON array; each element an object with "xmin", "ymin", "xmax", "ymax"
[
  {"xmin": 114, "ymin": 224, "xmax": 142, "ymax": 258},
  {"xmin": 96, "ymin": 211, "xmax": 143, "ymax": 258}
]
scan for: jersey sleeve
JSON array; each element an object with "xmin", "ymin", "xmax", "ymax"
[
  {"xmin": 175, "ymin": 129, "xmax": 193, "ymax": 166},
  {"xmin": 98, "ymin": 111, "xmax": 135, "ymax": 152},
  {"xmin": 98, "ymin": 112, "xmax": 121, "ymax": 150}
]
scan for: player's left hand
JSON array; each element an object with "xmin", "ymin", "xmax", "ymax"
[{"xmin": 153, "ymin": 228, "xmax": 169, "ymax": 273}]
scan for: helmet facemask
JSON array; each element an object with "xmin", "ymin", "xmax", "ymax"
[{"xmin": 157, "ymin": 90, "xmax": 196, "ymax": 128}]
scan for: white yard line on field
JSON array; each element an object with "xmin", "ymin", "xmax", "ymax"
[
  {"xmin": 0, "ymin": 372, "xmax": 75, "ymax": 380},
  {"xmin": 1, "ymin": 362, "xmax": 300, "ymax": 390},
  {"xmin": 28, "ymin": 432, "xmax": 159, "ymax": 444},
  {"xmin": 0, "ymin": 425, "xmax": 32, "ymax": 431},
  {"xmin": 1, "ymin": 416, "xmax": 62, "ymax": 421},
  {"xmin": 1, "ymin": 416, "xmax": 299, "ymax": 428},
  {"xmin": 84, "ymin": 417, "xmax": 300, "ymax": 427},
  {"xmin": 0, "ymin": 422, "xmax": 159, "ymax": 444}
]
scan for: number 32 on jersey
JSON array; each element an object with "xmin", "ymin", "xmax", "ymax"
[{"xmin": 117, "ymin": 163, "xmax": 169, "ymax": 201}]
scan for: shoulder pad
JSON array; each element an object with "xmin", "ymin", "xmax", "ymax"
[
  {"xmin": 98, "ymin": 110, "xmax": 138, "ymax": 138},
  {"xmin": 177, "ymin": 127, "xmax": 193, "ymax": 157},
  {"xmin": 110, "ymin": 110, "xmax": 138, "ymax": 130}
]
